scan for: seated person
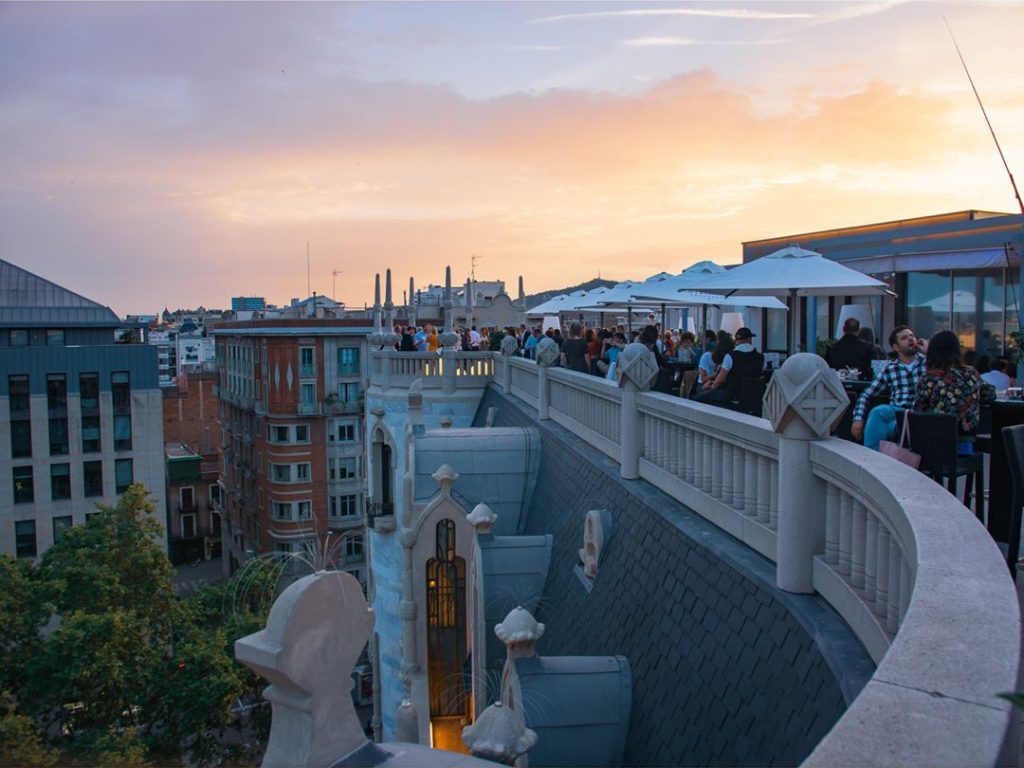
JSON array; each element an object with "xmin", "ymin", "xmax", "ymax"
[
  {"xmin": 696, "ymin": 327, "xmax": 764, "ymax": 406},
  {"xmin": 978, "ymin": 355, "xmax": 1012, "ymax": 390},
  {"xmin": 851, "ymin": 325, "xmax": 926, "ymax": 450},
  {"xmin": 826, "ymin": 317, "xmax": 873, "ymax": 381},
  {"xmin": 914, "ymin": 330, "xmax": 995, "ymax": 454}
]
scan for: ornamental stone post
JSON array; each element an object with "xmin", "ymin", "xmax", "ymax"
[
  {"xmin": 234, "ymin": 571, "xmax": 374, "ymax": 768},
  {"xmin": 763, "ymin": 353, "xmax": 849, "ymax": 593},
  {"xmin": 534, "ymin": 337, "xmax": 560, "ymax": 420},
  {"xmin": 615, "ymin": 343, "xmax": 657, "ymax": 480},
  {"xmin": 500, "ymin": 334, "xmax": 519, "ymax": 394}
]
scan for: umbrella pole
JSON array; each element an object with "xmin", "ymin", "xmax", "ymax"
[{"xmin": 789, "ymin": 289, "xmax": 799, "ymax": 356}]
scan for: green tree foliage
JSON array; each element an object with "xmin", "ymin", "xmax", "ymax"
[
  {"xmin": 0, "ymin": 695, "xmax": 56, "ymax": 768},
  {"xmin": 0, "ymin": 556, "xmax": 46, "ymax": 692},
  {"xmin": 9, "ymin": 484, "xmax": 278, "ymax": 767}
]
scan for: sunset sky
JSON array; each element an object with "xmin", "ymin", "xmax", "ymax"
[{"xmin": 2, "ymin": 1, "xmax": 1023, "ymax": 315}]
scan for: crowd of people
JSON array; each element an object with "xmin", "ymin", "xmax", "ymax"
[{"xmin": 387, "ymin": 317, "xmax": 1013, "ymax": 456}]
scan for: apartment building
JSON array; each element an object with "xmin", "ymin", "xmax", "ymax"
[
  {"xmin": 163, "ymin": 368, "xmax": 221, "ymax": 564},
  {"xmin": 213, "ymin": 318, "xmax": 371, "ymax": 585},
  {"xmin": 0, "ymin": 259, "xmax": 165, "ymax": 559}
]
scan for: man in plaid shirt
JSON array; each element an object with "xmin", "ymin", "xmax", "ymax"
[{"xmin": 851, "ymin": 325, "xmax": 927, "ymax": 450}]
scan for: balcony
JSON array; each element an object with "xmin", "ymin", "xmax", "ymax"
[
  {"xmin": 365, "ymin": 499, "xmax": 395, "ymax": 531},
  {"xmin": 324, "ymin": 396, "xmax": 364, "ymax": 416},
  {"xmin": 299, "ymin": 363, "xmax": 317, "ymax": 378}
]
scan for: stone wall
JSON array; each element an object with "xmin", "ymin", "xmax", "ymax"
[{"xmin": 474, "ymin": 385, "xmax": 873, "ymax": 767}]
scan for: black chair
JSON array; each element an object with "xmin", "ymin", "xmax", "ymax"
[
  {"xmin": 1001, "ymin": 424, "xmax": 1024, "ymax": 577},
  {"xmin": 976, "ymin": 403, "xmax": 992, "ymax": 454},
  {"xmin": 906, "ymin": 411, "xmax": 985, "ymax": 518}
]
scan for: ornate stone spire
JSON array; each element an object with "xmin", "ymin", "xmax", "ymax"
[
  {"xmin": 370, "ymin": 273, "xmax": 383, "ymax": 346},
  {"xmin": 382, "ymin": 269, "xmax": 400, "ymax": 346},
  {"xmin": 438, "ymin": 265, "xmax": 459, "ymax": 349}
]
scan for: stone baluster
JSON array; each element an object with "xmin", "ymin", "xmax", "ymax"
[
  {"xmin": 731, "ymin": 444, "xmax": 745, "ymax": 509},
  {"xmin": 864, "ymin": 513, "xmax": 878, "ymax": 603},
  {"xmin": 850, "ymin": 500, "xmax": 866, "ymax": 589},
  {"xmin": 743, "ymin": 453, "xmax": 757, "ymax": 516},
  {"xmin": 838, "ymin": 493, "xmax": 853, "ymax": 576},
  {"xmin": 701, "ymin": 433, "xmax": 714, "ymax": 494},
  {"xmin": 615, "ymin": 343, "xmax": 657, "ymax": 480},
  {"xmin": 824, "ymin": 484, "xmax": 840, "ymax": 565},
  {"xmin": 874, "ymin": 525, "xmax": 891, "ymax": 618},
  {"xmin": 763, "ymin": 353, "xmax": 849, "ymax": 594},
  {"xmin": 886, "ymin": 539, "xmax": 901, "ymax": 634},
  {"xmin": 756, "ymin": 455, "xmax": 770, "ymax": 523},
  {"xmin": 715, "ymin": 442, "xmax": 729, "ymax": 500},
  {"xmin": 684, "ymin": 429, "xmax": 696, "ymax": 484}
]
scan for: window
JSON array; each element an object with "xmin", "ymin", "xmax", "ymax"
[
  {"xmin": 274, "ymin": 542, "xmax": 293, "ymax": 557},
  {"xmin": 211, "ymin": 511, "xmax": 222, "ymax": 536},
  {"xmin": 330, "ymin": 494, "xmax": 358, "ymax": 519},
  {"xmin": 52, "ymin": 515, "xmax": 72, "ymax": 544},
  {"xmin": 13, "ymin": 466, "xmax": 34, "ymax": 504},
  {"xmin": 50, "ymin": 463, "xmax": 71, "ymax": 501},
  {"xmin": 83, "ymin": 461, "xmax": 103, "ymax": 497},
  {"xmin": 270, "ymin": 464, "xmax": 291, "ymax": 483},
  {"xmin": 337, "ymin": 422, "xmax": 357, "ymax": 442},
  {"xmin": 338, "ymin": 381, "xmax": 361, "ymax": 404},
  {"xmin": 48, "ymin": 374, "xmax": 68, "ymax": 455},
  {"xmin": 272, "ymin": 501, "xmax": 293, "ymax": 521},
  {"xmin": 330, "ymin": 457, "xmax": 357, "ymax": 480},
  {"xmin": 181, "ymin": 513, "xmax": 196, "ymax": 538},
  {"xmin": 115, "ymin": 459, "xmax": 133, "ymax": 493},
  {"xmin": 297, "ymin": 500, "xmax": 311, "ymax": 520},
  {"xmin": 295, "ymin": 424, "xmax": 309, "ymax": 443},
  {"xmin": 9, "ymin": 375, "xmax": 31, "ymax": 459},
  {"xmin": 299, "ymin": 347, "xmax": 316, "ymax": 377},
  {"xmin": 180, "ymin": 486, "xmax": 195, "ymax": 511},
  {"xmin": 80, "ymin": 373, "xmax": 99, "ymax": 411},
  {"xmin": 209, "ymin": 484, "xmax": 221, "ymax": 507},
  {"xmin": 338, "ymin": 347, "xmax": 360, "ymax": 376},
  {"xmin": 270, "ymin": 425, "xmax": 289, "ymax": 443},
  {"xmin": 345, "ymin": 534, "xmax": 364, "ymax": 558},
  {"xmin": 113, "ymin": 414, "xmax": 132, "ymax": 451},
  {"xmin": 46, "ymin": 329, "xmax": 65, "ymax": 346},
  {"xmin": 15, "ymin": 520, "xmax": 36, "ymax": 558},
  {"xmin": 82, "ymin": 416, "xmax": 101, "ymax": 453},
  {"xmin": 9, "ymin": 329, "xmax": 28, "ymax": 346},
  {"xmin": 296, "ymin": 462, "xmax": 310, "ymax": 482},
  {"xmin": 300, "ymin": 382, "xmax": 316, "ymax": 404},
  {"xmin": 111, "ymin": 371, "xmax": 131, "ymax": 412}
]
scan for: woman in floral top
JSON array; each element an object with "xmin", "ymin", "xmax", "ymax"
[{"xmin": 914, "ymin": 330, "xmax": 995, "ymax": 437}]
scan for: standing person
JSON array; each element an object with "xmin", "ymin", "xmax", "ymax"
[
  {"xmin": 469, "ymin": 326, "xmax": 482, "ymax": 351},
  {"xmin": 605, "ymin": 331, "xmax": 626, "ymax": 379},
  {"xmin": 524, "ymin": 327, "xmax": 539, "ymax": 360},
  {"xmin": 399, "ymin": 326, "xmax": 416, "ymax": 351},
  {"xmin": 826, "ymin": 318, "xmax": 873, "ymax": 381},
  {"xmin": 414, "ymin": 326, "xmax": 428, "ymax": 352},
  {"xmin": 858, "ymin": 327, "xmax": 886, "ymax": 360},
  {"xmin": 561, "ymin": 322, "xmax": 589, "ymax": 374},
  {"xmin": 427, "ymin": 324, "xmax": 439, "ymax": 352},
  {"xmin": 851, "ymin": 325, "xmax": 927, "ymax": 450},
  {"xmin": 676, "ymin": 332, "xmax": 697, "ymax": 363},
  {"xmin": 913, "ymin": 330, "xmax": 995, "ymax": 451}
]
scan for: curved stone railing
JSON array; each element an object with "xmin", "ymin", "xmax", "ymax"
[
  {"xmin": 503, "ymin": 352, "xmax": 1019, "ymax": 766},
  {"xmin": 369, "ymin": 349, "xmax": 494, "ymax": 391}
]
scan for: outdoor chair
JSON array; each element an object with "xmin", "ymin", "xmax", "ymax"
[
  {"xmin": 976, "ymin": 403, "xmax": 992, "ymax": 454},
  {"xmin": 1000, "ymin": 424, "xmax": 1024, "ymax": 577},
  {"xmin": 906, "ymin": 411, "xmax": 985, "ymax": 518}
]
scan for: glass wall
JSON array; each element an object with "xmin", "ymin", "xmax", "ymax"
[{"xmin": 905, "ymin": 268, "xmax": 1015, "ymax": 356}]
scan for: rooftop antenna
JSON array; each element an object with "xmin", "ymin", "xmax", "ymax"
[
  {"xmin": 471, "ymin": 253, "xmax": 484, "ymax": 283},
  {"xmin": 332, "ymin": 269, "xmax": 343, "ymax": 300},
  {"xmin": 944, "ymin": 16, "xmax": 1024, "ymax": 214}
]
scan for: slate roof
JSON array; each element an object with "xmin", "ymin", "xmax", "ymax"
[{"xmin": 0, "ymin": 259, "xmax": 121, "ymax": 327}]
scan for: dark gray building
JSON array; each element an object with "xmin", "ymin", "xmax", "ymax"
[{"xmin": 0, "ymin": 259, "xmax": 166, "ymax": 559}]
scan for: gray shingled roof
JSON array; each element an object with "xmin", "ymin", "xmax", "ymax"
[{"xmin": 0, "ymin": 259, "xmax": 121, "ymax": 326}]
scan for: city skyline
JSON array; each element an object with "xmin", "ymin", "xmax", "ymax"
[{"xmin": 2, "ymin": 0, "xmax": 1023, "ymax": 316}]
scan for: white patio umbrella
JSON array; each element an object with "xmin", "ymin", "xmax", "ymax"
[
  {"xmin": 525, "ymin": 293, "xmax": 573, "ymax": 317},
  {"xmin": 686, "ymin": 245, "xmax": 894, "ymax": 353}
]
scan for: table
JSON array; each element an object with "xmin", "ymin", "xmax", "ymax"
[{"xmin": 987, "ymin": 399, "xmax": 1024, "ymax": 548}]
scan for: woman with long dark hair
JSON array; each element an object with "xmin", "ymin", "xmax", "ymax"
[{"xmin": 913, "ymin": 330, "xmax": 995, "ymax": 441}]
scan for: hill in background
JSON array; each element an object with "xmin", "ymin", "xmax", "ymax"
[{"xmin": 523, "ymin": 277, "xmax": 615, "ymax": 311}]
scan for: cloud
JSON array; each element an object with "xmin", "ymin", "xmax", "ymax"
[
  {"xmin": 497, "ymin": 44, "xmax": 564, "ymax": 51},
  {"xmin": 621, "ymin": 36, "xmax": 782, "ymax": 47},
  {"xmin": 533, "ymin": 8, "xmax": 817, "ymax": 23}
]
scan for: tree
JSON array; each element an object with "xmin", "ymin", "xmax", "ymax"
[
  {"xmin": 0, "ymin": 555, "xmax": 46, "ymax": 692},
  {"xmin": 0, "ymin": 695, "xmax": 56, "ymax": 768}
]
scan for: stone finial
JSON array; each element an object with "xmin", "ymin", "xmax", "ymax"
[
  {"xmin": 467, "ymin": 502, "xmax": 498, "ymax": 534},
  {"xmin": 395, "ymin": 697, "xmax": 419, "ymax": 743},
  {"xmin": 615, "ymin": 342, "xmax": 658, "ymax": 390},
  {"xmin": 234, "ymin": 571, "xmax": 374, "ymax": 768},
  {"xmin": 578, "ymin": 509, "xmax": 612, "ymax": 578},
  {"xmin": 500, "ymin": 334, "xmax": 519, "ymax": 357},
  {"xmin": 462, "ymin": 702, "xmax": 537, "ymax": 765},
  {"xmin": 495, "ymin": 606, "xmax": 544, "ymax": 659},
  {"xmin": 440, "ymin": 416, "xmax": 453, "ymax": 429},
  {"xmin": 763, "ymin": 353, "xmax": 849, "ymax": 439},
  {"xmin": 535, "ymin": 337, "xmax": 560, "ymax": 368},
  {"xmin": 433, "ymin": 463, "xmax": 459, "ymax": 488}
]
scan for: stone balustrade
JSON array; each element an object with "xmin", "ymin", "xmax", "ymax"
[
  {"xmin": 501, "ymin": 351, "xmax": 1020, "ymax": 767},
  {"xmin": 369, "ymin": 349, "xmax": 495, "ymax": 392}
]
